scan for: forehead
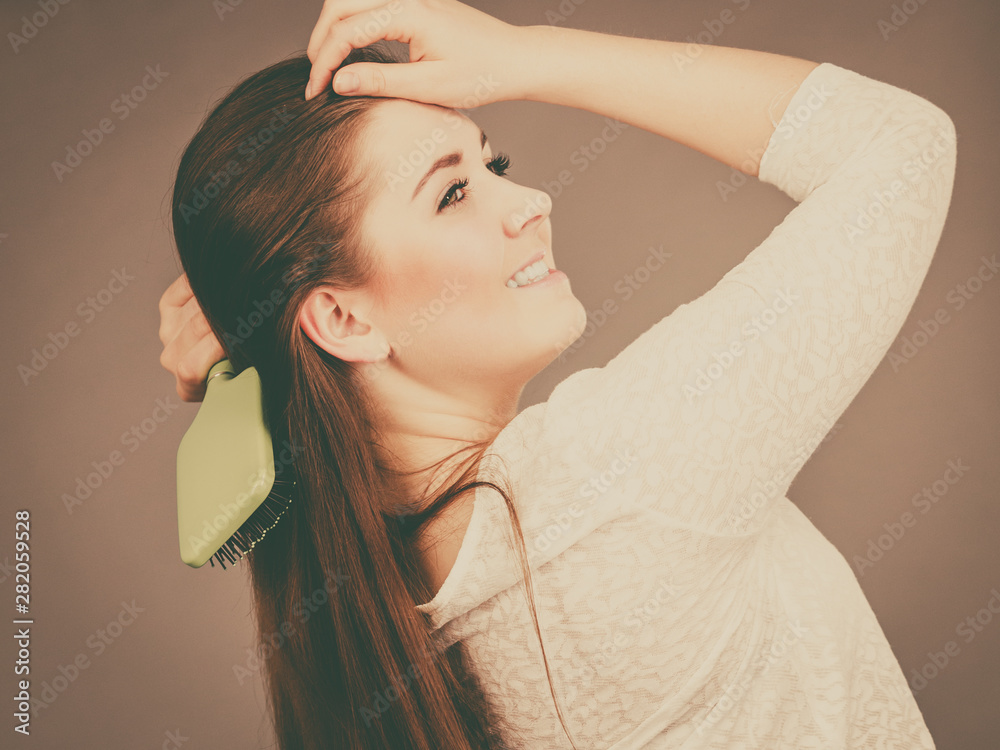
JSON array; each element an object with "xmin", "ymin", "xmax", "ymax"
[{"xmin": 362, "ymin": 100, "xmax": 488, "ymax": 184}]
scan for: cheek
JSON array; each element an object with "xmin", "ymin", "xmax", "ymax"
[
  {"xmin": 384, "ymin": 253, "xmax": 500, "ymax": 340},
  {"xmin": 376, "ymin": 217, "xmax": 507, "ymax": 340},
  {"xmin": 390, "ymin": 276, "xmax": 500, "ymax": 360},
  {"xmin": 413, "ymin": 235, "xmax": 502, "ymax": 309}
]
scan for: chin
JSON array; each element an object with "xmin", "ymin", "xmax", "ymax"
[
  {"xmin": 541, "ymin": 297, "xmax": 589, "ymax": 364},
  {"xmin": 568, "ymin": 296, "xmax": 588, "ymax": 341}
]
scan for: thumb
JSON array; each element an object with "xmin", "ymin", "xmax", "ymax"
[{"xmin": 331, "ymin": 62, "xmax": 440, "ymax": 102}]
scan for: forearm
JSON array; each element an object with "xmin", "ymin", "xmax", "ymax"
[{"xmin": 515, "ymin": 25, "xmax": 820, "ymax": 177}]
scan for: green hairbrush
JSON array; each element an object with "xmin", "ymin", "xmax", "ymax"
[{"xmin": 176, "ymin": 359, "xmax": 294, "ymax": 569}]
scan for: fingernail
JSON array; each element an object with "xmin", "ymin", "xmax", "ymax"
[{"xmin": 335, "ymin": 71, "xmax": 358, "ymax": 94}]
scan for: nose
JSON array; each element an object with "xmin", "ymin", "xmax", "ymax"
[{"xmin": 503, "ymin": 186, "xmax": 552, "ymax": 238}]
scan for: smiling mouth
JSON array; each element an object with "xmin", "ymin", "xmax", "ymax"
[{"xmin": 506, "ymin": 259, "xmax": 554, "ymax": 288}]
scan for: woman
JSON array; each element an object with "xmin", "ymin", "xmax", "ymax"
[{"xmin": 159, "ymin": 1, "xmax": 956, "ymax": 747}]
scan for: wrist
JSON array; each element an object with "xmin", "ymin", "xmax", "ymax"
[{"xmin": 502, "ymin": 24, "xmax": 582, "ymax": 104}]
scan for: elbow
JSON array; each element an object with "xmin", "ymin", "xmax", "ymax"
[
  {"xmin": 894, "ymin": 100, "xmax": 957, "ymax": 269},
  {"xmin": 902, "ymin": 98, "xmax": 958, "ymax": 197}
]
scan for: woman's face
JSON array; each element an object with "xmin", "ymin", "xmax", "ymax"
[{"xmin": 355, "ymin": 99, "xmax": 587, "ymax": 393}]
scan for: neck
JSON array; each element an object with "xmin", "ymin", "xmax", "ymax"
[{"xmin": 361, "ymin": 360, "xmax": 522, "ymax": 513}]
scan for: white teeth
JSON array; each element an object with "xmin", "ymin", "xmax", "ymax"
[{"xmin": 507, "ymin": 260, "xmax": 550, "ymax": 288}]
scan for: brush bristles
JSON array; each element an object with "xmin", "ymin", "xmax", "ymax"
[{"xmin": 210, "ymin": 479, "xmax": 296, "ymax": 570}]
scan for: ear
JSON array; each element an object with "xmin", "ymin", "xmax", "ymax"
[{"xmin": 297, "ymin": 286, "xmax": 389, "ymax": 363}]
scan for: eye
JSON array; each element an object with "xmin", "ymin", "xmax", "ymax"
[
  {"xmin": 438, "ymin": 177, "xmax": 470, "ymax": 213},
  {"xmin": 436, "ymin": 152, "xmax": 513, "ymax": 213}
]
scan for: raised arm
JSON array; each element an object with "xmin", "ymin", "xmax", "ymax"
[
  {"xmin": 530, "ymin": 62, "xmax": 957, "ymax": 537},
  {"xmin": 517, "ymin": 26, "xmax": 820, "ymax": 177},
  {"xmin": 305, "ymin": 2, "xmax": 818, "ymax": 176}
]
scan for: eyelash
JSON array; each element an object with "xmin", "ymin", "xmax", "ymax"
[{"xmin": 437, "ymin": 152, "xmax": 512, "ymax": 213}]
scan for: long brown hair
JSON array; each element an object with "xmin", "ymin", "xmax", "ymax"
[{"xmin": 170, "ymin": 44, "xmax": 578, "ymax": 749}]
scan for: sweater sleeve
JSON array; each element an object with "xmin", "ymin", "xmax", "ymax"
[{"xmin": 534, "ymin": 62, "xmax": 957, "ymax": 536}]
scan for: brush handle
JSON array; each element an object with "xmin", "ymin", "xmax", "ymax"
[{"xmin": 207, "ymin": 358, "xmax": 236, "ymax": 385}]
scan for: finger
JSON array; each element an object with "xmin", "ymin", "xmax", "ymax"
[
  {"xmin": 306, "ymin": 1, "xmax": 338, "ymax": 63},
  {"xmin": 175, "ymin": 332, "xmax": 228, "ymax": 402},
  {"xmin": 160, "ymin": 302, "xmax": 215, "ymax": 375},
  {"xmin": 157, "ymin": 273, "xmax": 194, "ymax": 344},
  {"xmin": 177, "ymin": 380, "xmax": 205, "ymax": 403},
  {"xmin": 176, "ymin": 367, "xmax": 207, "ymax": 403},
  {"xmin": 158, "ymin": 286, "xmax": 203, "ymax": 347},
  {"xmin": 160, "ymin": 297, "xmax": 215, "ymax": 374},
  {"xmin": 332, "ymin": 59, "xmax": 441, "ymax": 100},
  {"xmin": 305, "ymin": 4, "xmax": 412, "ymax": 100},
  {"xmin": 306, "ymin": 0, "xmax": 392, "ymax": 63},
  {"xmin": 158, "ymin": 272, "xmax": 193, "ymax": 313}
]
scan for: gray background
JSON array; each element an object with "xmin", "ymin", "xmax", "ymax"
[{"xmin": 1, "ymin": 0, "xmax": 997, "ymax": 747}]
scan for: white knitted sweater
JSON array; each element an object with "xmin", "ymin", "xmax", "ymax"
[{"xmin": 416, "ymin": 62, "xmax": 956, "ymax": 749}]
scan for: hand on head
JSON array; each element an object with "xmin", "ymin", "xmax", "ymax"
[
  {"xmin": 304, "ymin": 0, "xmax": 527, "ymax": 106},
  {"xmin": 158, "ymin": 272, "xmax": 225, "ymax": 402}
]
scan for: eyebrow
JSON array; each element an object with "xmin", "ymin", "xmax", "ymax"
[{"xmin": 411, "ymin": 127, "xmax": 489, "ymax": 203}]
